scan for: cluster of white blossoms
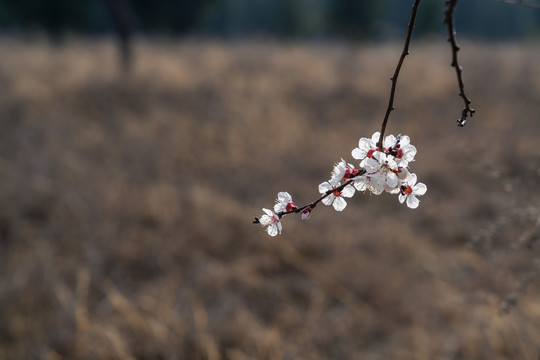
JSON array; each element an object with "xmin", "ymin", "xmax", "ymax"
[{"xmin": 255, "ymin": 131, "xmax": 427, "ymax": 236}]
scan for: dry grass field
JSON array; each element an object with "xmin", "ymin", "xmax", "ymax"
[{"xmin": 0, "ymin": 37, "xmax": 539, "ymax": 359}]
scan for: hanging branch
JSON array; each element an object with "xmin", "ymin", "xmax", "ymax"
[
  {"xmin": 377, "ymin": 0, "xmax": 421, "ymax": 150},
  {"xmin": 254, "ymin": 0, "xmax": 429, "ymax": 236},
  {"xmin": 444, "ymin": 0, "xmax": 475, "ymax": 127}
]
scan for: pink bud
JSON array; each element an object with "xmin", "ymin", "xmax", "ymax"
[{"xmin": 301, "ymin": 206, "xmax": 312, "ymax": 220}]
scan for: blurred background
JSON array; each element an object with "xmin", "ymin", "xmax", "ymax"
[{"xmin": 0, "ymin": 0, "xmax": 540, "ymax": 359}]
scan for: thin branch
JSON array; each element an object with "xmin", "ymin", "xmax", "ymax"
[
  {"xmin": 499, "ymin": 0, "xmax": 540, "ymax": 8},
  {"xmin": 377, "ymin": 0, "xmax": 422, "ymax": 150},
  {"xmin": 253, "ymin": 169, "xmax": 366, "ymax": 223},
  {"xmin": 444, "ymin": 0, "xmax": 475, "ymax": 127}
]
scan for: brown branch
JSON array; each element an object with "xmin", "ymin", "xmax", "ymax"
[
  {"xmin": 444, "ymin": 0, "xmax": 475, "ymax": 127},
  {"xmin": 377, "ymin": 0, "xmax": 422, "ymax": 150}
]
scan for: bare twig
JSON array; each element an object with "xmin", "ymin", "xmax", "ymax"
[
  {"xmin": 444, "ymin": 0, "xmax": 475, "ymax": 127},
  {"xmin": 377, "ymin": 0, "xmax": 422, "ymax": 150},
  {"xmin": 499, "ymin": 0, "xmax": 540, "ymax": 8}
]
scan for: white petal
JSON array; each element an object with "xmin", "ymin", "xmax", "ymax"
[
  {"xmin": 267, "ymin": 224, "xmax": 278, "ymax": 236},
  {"xmin": 398, "ymin": 194, "xmax": 406, "ymax": 204},
  {"xmin": 277, "ymin": 192, "xmax": 292, "ymax": 204},
  {"xmin": 319, "ymin": 182, "xmax": 332, "ymax": 193},
  {"xmin": 364, "ymin": 158, "xmax": 381, "ymax": 173},
  {"xmin": 413, "ymin": 183, "xmax": 427, "ymax": 196},
  {"xmin": 386, "ymin": 172, "xmax": 398, "ymax": 188},
  {"xmin": 359, "ymin": 138, "xmax": 373, "ymax": 152},
  {"xmin": 333, "ymin": 197, "xmax": 347, "ymax": 211},
  {"xmin": 403, "ymin": 145, "xmax": 417, "ymax": 162},
  {"xmin": 277, "ymin": 221, "xmax": 283, "ymax": 234},
  {"xmin": 341, "ymin": 184, "xmax": 355, "ymax": 198},
  {"xmin": 353, "ymin": 178, "xmax": 368, "ymax": 191},
  {"xmin": 373, "ymin": 151, "xmax": 385, "ymax": 163},
  {"xmin": 352, "ymin": 147, "xmax": 365, "ymax": 160},
  {"xmin": 399, "ymin": 135, "xmax": 410, "ymax": 147},
  {"xmin": 386, "ymin": 157, "xmax": 398, "ymax": 170},
  {"xmin": 384, "ymin": 135, "xmax": 396, "ymax": 148},
  {"xmin": 328, "ymin": 179, "xmax": 340, "ymax": 189},
  {"xmin": 371, "ymin": 132, "xmax": 381, "ymax": 143},
  {"xmin": 407, "ymin": 173, "xmax": 417, "ymax": 186},
  {"xmin": 407, "ymin": 195, "xmax": 419, "ymax": 209},
  {"xmin": 263, "ymin": 208, "xmax": 273, "ymax": 216},
  {"xmin": 397, "ymin": 167, "xmax": 410, "ymax": 180},
  {"xmin": 322, "ymin": 194, "xmax": 334, "ymax": 206},
  {"xmin": 259, "ymin": 214, "xmax": 271, "ymax": 226}
]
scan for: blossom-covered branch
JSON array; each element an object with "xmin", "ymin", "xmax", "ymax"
[
  {"xmin": 253, "ymin": 0, "xmax": 431, "ymax": 236},
  {"xmin": 254, "ymin": 132, "xmax": 427, "ymax": 236},
  {"xmin": 444, "ymin": 0, "xmax": 475, "ymax": 127}
]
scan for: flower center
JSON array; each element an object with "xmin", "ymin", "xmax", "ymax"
[
  {"xmin": 343, "ymin": 167, "xmax": 359, "ymax": 180},
  {"xmin": 285, "ymin": 202, "xmax": 296, "ymax": 212},
  {"xmin": 400, "ymin": 185, "xmax": 413, "ymax": 195},
  {"xmin": 333, "ymin": 189, "xmax": 341, "ymax": 197}
]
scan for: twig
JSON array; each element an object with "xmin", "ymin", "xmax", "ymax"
[
  {"xmin": 377, "ymin": 0, "xmax": 422, "ymax": 150},
  {"xmin": 444, "ymin": 0, "xmax": 475, "ymax": 127},
  {"xmin": 253, "ymin": 169, "xmax": 366, "ymax": 223}
]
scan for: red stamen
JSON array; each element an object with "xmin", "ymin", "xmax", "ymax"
[
  {"xmin": 286, "ymin": 202, "xmax": 296, "ymax": 212},
  {"xmin": 401, "ymin": 185, "xmax": 413, "ymax": 195}
]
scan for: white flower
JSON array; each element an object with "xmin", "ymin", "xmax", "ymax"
[
  {"xmin": 353, "ymin": 173, "xmax": 385, "ymax": 195},
  {"xmin": 318, "ymin": 180, "xmax": 355, "ymax": 211},
  {"xmin": 274, "ymin": 191, "xmax": 296, "ymax": 214},
  {"xmin": 370, "ymin": 152, "xmax": 399, "ymax": 191},
  {"xmin": 352, "ymin": 133, "xmax": 377, "ymax": 161},
  {"xmin": 391, "ymin": 135, "xmax": 417, "ymax": 167},
  {"xmin": 398, "ymin": 173, "xmax": 427, "ymax": 209},
  {"xmin": 331, "ymin": 159, "xmax": 362, "ymax": 182},
  {"xmin": 258, "ymin": 208, "xmax": 283, "ymax": 236},
  {"xmin": 352, "ymin": 132, "xmax": 400, "ymax": 168}
]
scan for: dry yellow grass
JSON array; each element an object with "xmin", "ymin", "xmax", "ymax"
[{"xmin": 0, "ymin": 38, "xmax": 539, "ymax": 359}]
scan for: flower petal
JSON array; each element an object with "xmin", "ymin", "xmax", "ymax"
[
  {"xmin": 267, "ymin": 224, "xmax": 278, "ymax": 236},
  {"xmin": 353, "ymin": 178, "xmax": 368, "ymax": 192},
  {"xmin": 322, "ymin": 194, "xmax": 334, "ymax": 206},
  {"xmin": 406, "ymin": 195, "xmax": 419, "ymax": 209},
  {"xmin": 413, "ymin": 183, "xmax": 427, "ymax": 196},
  {"xmin": 333, "ymin": 197, "xmax": 347, "ymax": 211},
  {"xmin": 318, "ymin": 182, "xmax": 332, "ymax": 193},
  {"xmin": 341, "ymin": 184, "xmax": 355, "ymax": 198},
  {"xmin": 277, "ymin": 192, "xmax": 292, "ymax": 204},
  {"xmin": 399, "ymin": 135, "xmax": 410, "ymax": 147},
  {"xmin": 352, "ymin": 147, "xmax": 365, "ymax": 160},
  {"xmin": 384, "ymin": 135, "xmax": 396, "ymax": 148},
  {"xmin": 386, "ymin": 172, "xmax": 398, "ymax": 188}
]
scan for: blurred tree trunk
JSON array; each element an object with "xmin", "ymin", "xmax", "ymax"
[{"xmin": 104, "ymin": 0, "xmax": 135, "ymax": 75}]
